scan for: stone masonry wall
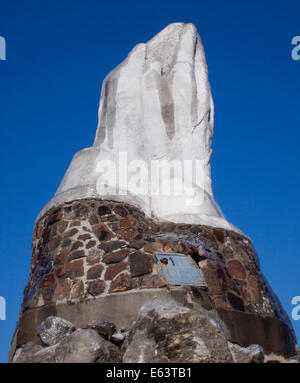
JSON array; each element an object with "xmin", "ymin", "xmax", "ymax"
[
  {"xmin": 11, "ymin": 198, "xmax": 296, "ymax": 359},
  {"xmin": 23, "ymin": 199, "xmax": 287, "ymax": 320}
]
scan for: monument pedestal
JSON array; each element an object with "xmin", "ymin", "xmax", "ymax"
[{"xmin": 9, "ymin": 199, "xmax": 296, "ymax": 360}]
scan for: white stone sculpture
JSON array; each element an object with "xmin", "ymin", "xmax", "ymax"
[{"xmin": 38, "ymin": 22, "xmax": 242, "ymax": 234}]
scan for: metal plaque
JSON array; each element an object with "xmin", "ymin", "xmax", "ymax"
[{"xmin": 155, "ymin": 252, "xmax": 207, "ymax": 287}]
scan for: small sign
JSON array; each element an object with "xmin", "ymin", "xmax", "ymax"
[{"xmin": 155, "ymin": 252, "xmax": 207, "ymax": 287}]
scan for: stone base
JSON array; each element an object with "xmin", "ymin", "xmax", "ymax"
[
  {"xmin": 9, "ymin": 199, "xmax": 296, "ymax": 361},
  {"xmin": 13, "ymin": 308, "xmax": 273, "ymax": 363}
]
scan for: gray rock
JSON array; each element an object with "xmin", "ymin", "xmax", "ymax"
[
  {"xmin": 14, "ymin": 342, "xmax": 44, "ymax": 363},
  {"xmin": 122, "ymin": 304, "xmax": 233, "ymax": 363},
  {"xmin": 111, "ymin": 331, "xmax": 125, "ymax": 345},
  {"xmin": 88, "ymin": 320, "xmax": 116, "ymax": 340},
  {"xmin": 36, "ymin": 316, "xmax": 76, "ymax": 346},
  {"xmin": 228, "ymin": 342, "xmax": 265, "ymax": 363},
  {"xmin": 14, "ymin": 329, "xmax": 122, "ymax": 363},
  {"xmin": 12, "ymin": 348, "xmax": 22, "ymax": 363}
]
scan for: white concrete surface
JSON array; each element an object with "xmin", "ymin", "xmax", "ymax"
[{"xmin": 37, "ymin": 23, "xmax": 243, "ymax": 234}]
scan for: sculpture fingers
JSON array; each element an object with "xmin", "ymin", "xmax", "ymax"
[{"xmin": 94, "ymin": 43, "xmax": 146, "ymax": 158}]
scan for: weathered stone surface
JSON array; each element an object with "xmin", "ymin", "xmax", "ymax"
[
  {"xmin": 241, "ymin": 286, "xmax": 258, "ymax": 303},
  {"xmin": 87, "ymin": 264, "xmax": 104, "ymax": 280},
  {"xmin": 101, "ymin": 214, "xmax": 118, "ymax": 223},
  {"xmin": 58, "ymin": 220, "xmax": 68, "ymax": 233},
  {"xmin": 200, "ymin": 260, "xmax": 222, "ymax": 294},
  {"xmin": 144, "ymin": 241, "xmax": 164, "ymax": 253},
  {"xmin": 228, "ymin": 342, "xmax": 265, "ymax": 363},
  {"xmin": 113, "ymin": 206, "xmax": 128, "ymax": 217},
  {"xmin": 212, "ymin": 296, "xmax": 231, "ymax": 310},
  {"xmin": 87, "ymin": 280, "xmax": 106, "ymax": 296},
  {"xmin": 54, "ymin": 248, "xmax": 69, "ymax": 265},
  {"xmin": 164, "ymin": 243, "xmax": 176, "ymax": 252},
  {"xmin": 69, "ymin": 249, "xmax": 85, "ymax": 261},
  {"xmin": 105, "ymin": 262, "xmax": 128, "ymax": 280},
  {"xmin": 15, "ymin": 329, "xmax": 122, "ymax": 363},
  {"xmin": 129, "ymin": 251, "xmax": 152, "ymax": 277},
  {"xmin": 89, "ymin": 214, "xmax": 99, "ymax": 225},
  {"xmin": 188, "ymin": 287, "xmax": 214, "ymax": 311},
  {"xmin": 62, "ymin": 238, "xmax": 72, "ymax": 247},
  {"xmin": 70, "ymin": 220, "xmax": 81, "ymax": 227},
  {"xmin": 129, "ymin": 240, "xmax": 145, "ymax": 250},
  {"xmin": 106, "ymin": 221, "xmax": 118, "ymax": 232},
  {"xmin": 110, "ymin": 273, "xmax": 133, "ymax": 293},
  {"xmin": 93, "ymin": 224, "xmax": 113, "ymax": 241},
  {"xmin": 40, "ymin": 274, "xmax": 55, "ymax": 288},
  {"xmin": 227, "ymin": 260, "xmax": 246, "ymax": 280},
  {"xmin": 99, "ymin": 241, "xmax": 126, "ymax": 252},
  {"xmin": 248, "ymin": 272, "xmax": 260, "ymax": 290},
  {"xmin": 213, "ymin": 229, "xmax": 225, "ymax": 243},
  {"xmin": 63, "ymin": 206, "xmax": 75, "ymax": 220},
  {"xmin": 87, "ymin": 249, "xmax": 101, "ymax": 265},
  {"xmin": 47, "ymin": 237, "xmax": 61, "ymax": 251},
  {"xmin": 177, "ymin": 242, "xmax": 192, "ymax": 254},
  {"xmin": 120, "ymin": 216, "xmax": 135, "ymax": 229},
  {"xmin": 162, "ymin": 222, "xmax": 176, "ymax": 232},
  {"xmin": 227, "ymin": 292, "xmax": 245, "ymax": 312},
  {"xmin": 40, "ymin": 287, "xmax": 53, "ymax": 304},
  {"xmin": 67, "ymin": 259, "xmax": 84, "ymax": 278},
  {"xmin": 70, "ymin": 279, "xmax": 84, "ymax": 299},
  {"xmin": 13, "ymin": 342, "xmax": 43, "ymax": 363},
  {"xmin": 98, "ymin": 205, "xmax": 112, "ymax": 216},
  {"xmin": 111, "ymin": 331, "xmax": 125, "ymax": 345},
  {"xmin": 52, "ymin": 279, "xmax": 71, "ymax": 302},
  {"xmin": 140, "ymin": 274, "xmax": 167, "ymax": 289},
  {"xmin": 64, "ymin": 228, "xmax": 78, "ymax": 238},
  {"xmin": 150, "ymin": 222, "xmax": 160, "ymax": 232},
  {"xmin": 36, "ymin": 316, "xmax": 76, "ymax": 346},
  {"xmin": 88, "ymin": 320, "xmax": 116, "ymax": 340},
  {"xmin": 118, "ymin": 228, "xmax": 136, "ymax": 242},
  {"xmin": 73, "ymin": 203, "xmax": 89, "ymax": 219},
  {"xmin": 103, "ymin": 249, "xmax": 130, "ymax": 264},
  {"xmin": 71, "ymin": 241, "xmax": 84, "ymax": 251},
  {"xmin": 122, "ymin": 305, "xmax": 233, "ymax": 363},
  {"xmin": 78, "ymin": 234, "xmax": 91, "ymax": 241},
  {"xmin": 55, "ymin": 264, "xmax": 66, "ymax": 277},
  {"xmin": 86, "ymin": 240, "xmax": 96, "ymax": 249}
]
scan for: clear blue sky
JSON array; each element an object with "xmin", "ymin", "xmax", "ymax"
[{"xmin": 0, "ymin": 0, "xmax": 299, "ymax": 362}]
